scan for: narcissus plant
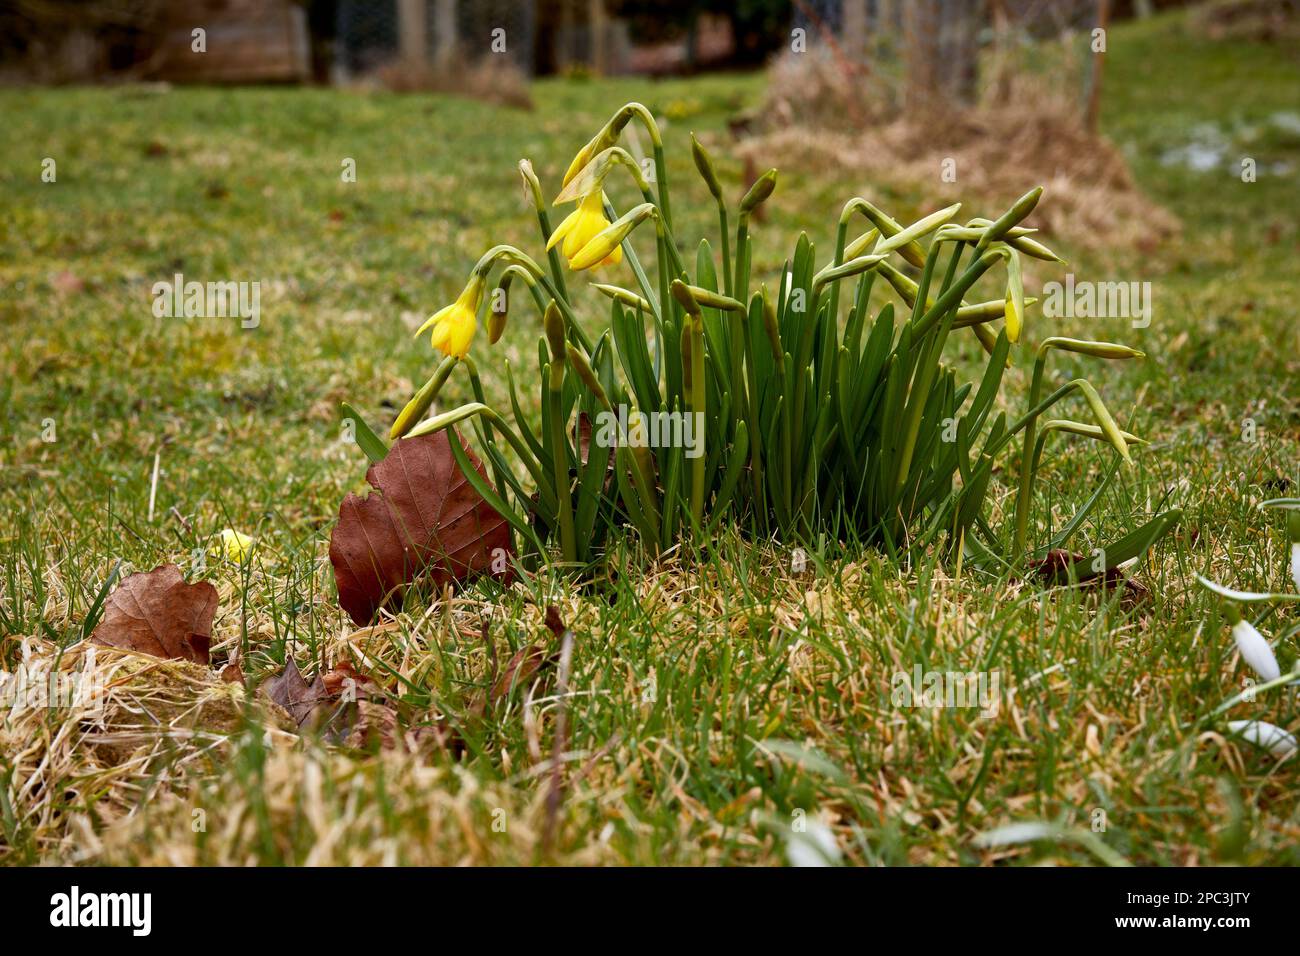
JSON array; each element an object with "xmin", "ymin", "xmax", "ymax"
[{"xmin": 347, "ymin": 102, "xmax": 1169, "ymax": 575}]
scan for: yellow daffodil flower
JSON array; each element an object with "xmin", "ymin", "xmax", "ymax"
[
  {"xmin": 547, "ymin": 190, "xmax": 623, "ymax": 270},
  {"xmin": 218, "ymin": 528, "xmax": 255, "ymax": 562},
  {"xmin": 416, "ymin": 274, "xmax": 485, "ymax": 358}
]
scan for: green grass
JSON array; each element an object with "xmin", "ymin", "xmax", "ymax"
[{"xmin": 2, "ymin": 10, "xmax": 1300, "ymax": 865}]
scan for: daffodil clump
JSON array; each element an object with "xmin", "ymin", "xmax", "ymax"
[{"xmin": 351, "ymin": 101, "xmax": 1163, "ymax": 572}]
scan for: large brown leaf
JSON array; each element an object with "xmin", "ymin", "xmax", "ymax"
[
  {"xmin": 91, "ymin": 564, "xmax": 217, "ymax": 664},
  {"xmin": 329, "ymin": 430, "xmax": 513, "ymax": 625}
]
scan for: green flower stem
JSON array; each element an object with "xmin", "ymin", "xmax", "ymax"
[
  {"xmin": 894, "ymin": 244, "xmax": 965, "ymax": 497},
  {"xmin": 686, "ymin": 314, "xmax": 707, "ymax": 528},
  {"xmin": 1012, "ymin": 353, "xmax": 1048, "ymax": 559},
  {"xmin": 986, "ymin": 379, "xmax": 1123, "ymax": 462},
  {"xmin": 827, "ymin": 216, "xmax": 850, "ymax": 329},
  {"xmin": 910, "ymin": 251, "xmax": 1002, "ymax": 338},
  {"xmin": 462, "ymin": 357, "xmax": 510, "ymax": 501},
  {"xmin": 546, "ymin": 363, "xmax": 577, "ymax": 564},
  {"xmin": 469, "ymin": 243, "xmax": 592, "ymax": 354},
  {"xmin": 652, "ymin": 141, "xmax": 672, "ymax": 232},
  {"xmin": 657, "ymin": 230, "xmax": 671, "ymax": 341},
  {"xmin": 733, "ymin": 212, "xmax": 752, "ymax": 305},
  {"xmin": 407, "ymin": 402, "xmax": 553, "ymax": 507},
  {"xmin": 727, "ymin": 306, "xmax": 746, "ymax": 440},
  {"xmin": 718, "ymin": 203, "xmax": 733, "ymax": 297},
  {"xmin": 520, "ymin": 161, "xmax": 569, "ymax": 301},
  {"xmin": 744, "ymin": 291, "xmax": 767, "ymax": 527}
]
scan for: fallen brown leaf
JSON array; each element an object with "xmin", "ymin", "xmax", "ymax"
[
  {"xmin": 1026, "ymin": 549, "xmax": 1151, "ymax": 602},
  {"xmin": 91, "ymin": 564, "xmax": 217, "ymax": 664},
  {"xmin": 262, "ymin": 658, "xmax": 332, "ymax": 728},
  {"xmin": 328, "ymin": 430, "xmax": 513, "ymax": 625}
]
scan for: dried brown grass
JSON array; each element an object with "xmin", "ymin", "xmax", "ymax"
[
  {"xmin": 744, "ymin": 49, "xmax": 1179, "ymax": 259},
  {"xmin": 374, "ymin": 54, "xmax": 533, "ymax": 111},
  {"xmin": 1191, "ymin": 0, "xmax": 1300, "ymax": 46}
]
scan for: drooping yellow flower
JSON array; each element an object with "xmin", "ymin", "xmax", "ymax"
[
  {"xmin": 547, "ymin": 190, "xmax": 623, "ymax": 270},
  {"xmin": 416, "ymin": 274, "xmax": 485, "ymax": 358}
]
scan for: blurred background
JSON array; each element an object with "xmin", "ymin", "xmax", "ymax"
[{"xmin": 0, "ymin": 1, "xmax": 1222, "ymax": 89}]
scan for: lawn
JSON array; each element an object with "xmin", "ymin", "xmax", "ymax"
[{"xmin": 1, "ymin": 9, "xmax": 1299, "ymax": 865}]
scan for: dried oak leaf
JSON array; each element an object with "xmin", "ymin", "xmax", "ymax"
[
  {"xmin": 328, "ymin": 430, "xmax": 513, "ymax": 626},
  {"xmin": 262, "ymin": 658, "xmax": 333, "ymax": 728},
  {"xmin": 264, "ymin": 657, "xmax": 405, "ymax": 747},
  {"xmin": 91, "ymin": 564, "xmax": 217, "ymax": 665}
]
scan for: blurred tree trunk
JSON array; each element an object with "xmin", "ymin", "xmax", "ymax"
[
  {"xmin": 903, "ymin": 0, "xmax": 981, "ymax": 112},
  {"xmin": 433, "ymin": 0, "xmax": 457, "ymax": 66},
  {"xmin": 589, "ymin": 0, "xmax": 607, "ymax": 73},
  {"xmin": 398, "ymin": 0, "xmax": 427, "ymax": 65}
]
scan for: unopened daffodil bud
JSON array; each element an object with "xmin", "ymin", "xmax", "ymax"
[
  {"xmin": 813, "ymin": 254, "xmax": 886, "ymax": 292},
  {"xmin": 1004, "ymin": 290, "xmax": 1022, "ymax": 343},
  {"xmin": 1038, "ymin": 337, "xmax": 1145, "ymax": 361},
  {"xmin": 1040, "ymin": 419, "xmax": 1144, "ymax": 445},
  {"xmin": 561, "ymin": 104, "xmax": 644, "ymax": 187},
  {"xmin": 953, "ymin": 296, "xmax": 1038, "ymax": 327},
  {"xmin": 1004, "ymin": 248, "xmax": 1026, "ymax": 343},
  {"xmin": 842, "ymin": 199, "xmax": 925, "ymax": 267},
  {"xmin": 842, "ymin": 228, "xmax": 880, "ymax": 261},
  {"xmin": 877, "ymin": 260, "xmax": 921, "ymax": 307},
  {"xmin": 518, "ymin": 158, "xmax": 545, "ymax": 211},
  {"xmin": 963, "ymin": 217, "xmax": 1064, "ymax": 263},
  {"xmin": 670, "ymin": 279, "xmax": 701, "ymax": 316},
  {"xmin": 543, "ymin": 300, "xmax": 566, "ymax": 366},
  {"xmin": 976, "ymin": 186, "xmax": 1043, "ymax": 251},
  {"xmin": 488, "ymin": 267, "xmax": 534, "ymax": 346},
  {"xmin": 739, "ymin": 168, "xmax": 778, "ymax": 214},
  {"xmin": 872, "ymin": 203, "xmax": 961, "ymax": 257},
  {"xmin": 1073, "ymin": 379, "xmax": 1131, "ymax": 464},
  {"xmin": 390, "ymin": 355, "xmax": 458, "ymax": 439},
  {"xmin": 691, "ymin": 133, "xmax": 723, "ymax": 201},
  {"xmin": 566, "ymin": 343, "xmax": 611, "ymax": 410},
  {"xmin": 591, "ymin": 282, "xmax": 652, "ymax": 313},
  {"xmin": 682, "ymin": 284, "xmax": 744, "ymax": 313}
]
